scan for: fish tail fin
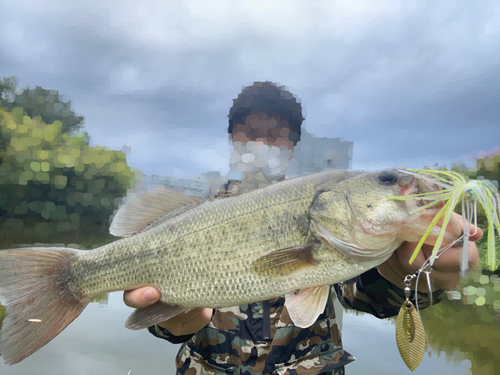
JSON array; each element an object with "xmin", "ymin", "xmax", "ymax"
[{"xmin": 0, "ymin": 247, "xmax": 89, "ymax": 365}]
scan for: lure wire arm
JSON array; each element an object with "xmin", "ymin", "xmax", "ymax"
[{"xmin": 411, "ymin": 197, "xmax": 477, "ymax": 316}]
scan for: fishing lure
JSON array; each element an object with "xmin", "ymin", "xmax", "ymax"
[
  {"xmin": 389, "ymin": 168, "xmax": 499, "ymax": 371},
  {"xmin": 395, "ymin": 275, "xmax": 426, "ymax": 372},
  {"xmin": 390, "ymin": 168, "xmax": 500, "ymax": 274}
]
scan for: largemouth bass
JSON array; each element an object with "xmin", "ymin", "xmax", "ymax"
[{"xmin": 0, "ymin": 168, "xmax": 462, "ymax": 365}]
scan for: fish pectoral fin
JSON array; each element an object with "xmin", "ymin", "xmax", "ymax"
[
  {"xmin": 285, "ymin": 285, "xmax": 330, "ymax": 328},
  {"xmin": 110, "ymin": 186, "xmax": 205, "ymax": 237},
  {"xmin": 252, "ymin": 242, "xmax": 321, "ymax": 278},
  {"xmin": 125, "ymin": 302, "xmax": 189, "ymax": 330}
]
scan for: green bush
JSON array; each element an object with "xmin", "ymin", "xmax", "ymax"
[{"xmin": 0, "ymin": 107, "xmax": 141, "ymax": 248}]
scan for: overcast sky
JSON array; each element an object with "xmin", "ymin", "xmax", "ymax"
[{"xmin": 1, "ymin": 0, "xmax": 499, "ymax": 178}]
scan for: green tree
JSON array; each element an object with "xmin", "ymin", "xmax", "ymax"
[
  {"xmin": 466, "ymin": 150, "xmax": 500, "ymax": 187},
  {"xmin": 0, "ymin": 77, "xmax": 83, "ymax": 134},
  {"xmin": 463, "ymin": 151, "xmax": 500, "ymax": 259},
  {"xmin": 0, "ymin": 107, "xmax": 141, "ymax": 246}
]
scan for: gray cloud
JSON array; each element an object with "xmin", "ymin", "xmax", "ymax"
[{"xmin": 1, "ymin": 0, "xmax": 499, "ymax": 176}]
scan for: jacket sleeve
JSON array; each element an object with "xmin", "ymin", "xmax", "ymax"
[
  {"xmin": 334, "ymin": 268, "xmax": 445, "ymax": 319},
  {"xmin": 147, "ymin": 325, "xmax": 195, "ymax": 344}
]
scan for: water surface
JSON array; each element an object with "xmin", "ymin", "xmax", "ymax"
[{"xmin": 0, "ymin": 292, "xmax": 486, "ymax": 375}]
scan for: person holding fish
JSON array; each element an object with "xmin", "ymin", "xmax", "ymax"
[{"xmin": 123, "ymin": 82, "xmax": 482, "ymax": 375}]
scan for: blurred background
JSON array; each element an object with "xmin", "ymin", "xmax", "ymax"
[{"xmin": 1, "ymin": 1, "xmax": 499, "ymax": 374}]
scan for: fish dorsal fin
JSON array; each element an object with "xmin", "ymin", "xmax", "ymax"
[
  {"xmin": 285, "ymin": 285, "xmax": 330, "ymax": 328},
  {"xmin": 110, "ymin": 186, "xmax": 205, "ymax": 237},
  {"xmin": 252, "ymin": 242, "xmax": 321, "ymax": 278},
  {"xmin": 216, "ymin": 171, "xmax": 275, "ymax": 198}
]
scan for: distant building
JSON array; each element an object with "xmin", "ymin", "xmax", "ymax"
[
  {"xmin": 141, "ymin": 131, "xmax": 352, "ymax": 198},
  {"xmin": 141, "ymin": 175, "xmax": 206, "ymax": 198},
  {"xmin": 286, "ymin": 129, "xmax": 353, "ymax": 178}
]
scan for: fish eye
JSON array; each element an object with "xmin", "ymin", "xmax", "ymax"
[{"xmin": 378, "ymin": 170, "xmax": 398, "ymax": 185}]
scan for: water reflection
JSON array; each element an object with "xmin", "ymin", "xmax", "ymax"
[
  {"xmin": 2, "ymin": 279, "xmax": 498, "ymax": 374},
  {"xmin": 92, "ymin": 294, "xmax": 110, "ymax": 307},
  {"xmin": 0, "ymin": 293, "xmax": 179, "ymax": 375},
  {"xmin": 342, "ymin": 310, "xmax": 473, "ymax": 375},
  {"xmin": 418, "ymin": 270, "xmax": 500, "ymax": 375},
  {"xmin": 344, "ymin": 268, "xmax": 500, "ymax": 375}
]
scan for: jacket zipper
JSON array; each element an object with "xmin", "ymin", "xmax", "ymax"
[{"xmin": 262, "ymin": 300, "xmax": 271, "ymax": 340}]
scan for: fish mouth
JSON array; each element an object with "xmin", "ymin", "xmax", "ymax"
[
  {"xmin": 397, "ymin": 171, "xmax": 449, "ymax": 214},
  {"xmin": 347, "ymin": 171, "xmax": 458, "ymax": 246},
  {"xmin": 396, "ymin": 171, "xmax": 462, "ymax": 244}
]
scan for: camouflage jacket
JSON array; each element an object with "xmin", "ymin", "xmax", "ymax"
[{"xmin": 149, "ymin": 268, "xmax": 443, "ymax": 375}]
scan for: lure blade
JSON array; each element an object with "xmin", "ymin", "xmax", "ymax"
[{"xmin": 396, "ymin": 301, "xmax": 426, "ymax": 371}]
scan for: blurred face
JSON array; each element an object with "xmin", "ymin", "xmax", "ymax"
[
  {"xmin": 229, "ymin": 112, "xmax": 296, "ymax": 182},
  {"xmin": 231, "ymin": 112, "xmax": 295, "ymax": 151}
]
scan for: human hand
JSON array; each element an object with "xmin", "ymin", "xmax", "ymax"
[
  {"xmin": 378, "ymin": 213, "xmax": 482, "ymax": 293},
  {"xmin": 123, "ymin": 287, "xmax": 213, "ymax": 335}
]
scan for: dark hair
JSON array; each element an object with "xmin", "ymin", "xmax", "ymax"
[{"xmin": 228, "ymin": 81, "xmax": 304, "ymax": 145}]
